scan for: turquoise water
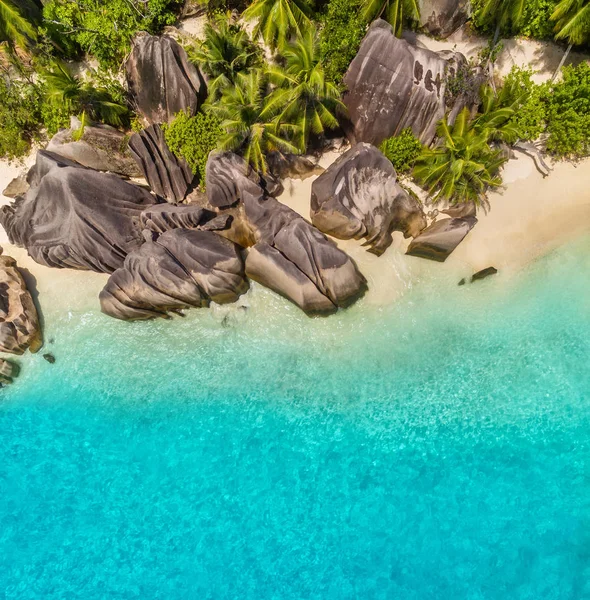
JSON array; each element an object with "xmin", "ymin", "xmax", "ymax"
[{"xmin": 1, "ymin": 237, "xmax": 589, "ymax": 599}]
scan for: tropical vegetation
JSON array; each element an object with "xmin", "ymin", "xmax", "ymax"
[
  {"xmin": 379, "ymin": 128, "xmax": 423, "ymax": 174},
  {"xmin": 361, "ymin": 0, "xmax": 419, "ymax": 37}
]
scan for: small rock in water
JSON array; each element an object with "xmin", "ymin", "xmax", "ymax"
[
  {"xmin": 43, "ymin": 353, "xmax": 56, "ymax": 364},
  {"xmin": 458, "ymin": 278, "xmax": 466, "ymax": 286},
  {"xmin": 0, "ymin": 358, "xmax": 20, "ymax": 385},
  {"xmin": 471, "ymin": 267, "xmax": 498, "ymax": 282}
]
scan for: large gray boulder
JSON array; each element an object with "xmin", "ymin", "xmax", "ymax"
[
  {"xmin": 0, "ymin": 151, "xmax": 156, "ymax": 273},
  {"xmin": 46, "ymin": 117, "xmax": 142, "ymax": 177},
  {"xmin": 126, "ymin": 34, "xmax": 206, "ymax": 125},
  {"xmin": 419, "ymin": 0, "xmax": 471, "ymax": 38},
  {"xmin": 343, "ymin": 19, "xmax": 467, "ymax": 147},
  {"xmin": 139, "ymin": 204, "xmax": 231, "ymax": 235},
  {"xmin": 100, "ymin": 229, "xmax": 249, "ymax": 320},
  {"xmin": 129, "ymin": 124, "xmax": 194, "ymax": 202},
  {"xmin": 0, "ymin": 253, "xmax": 42, "ymax": 355},
  {"xmin": 205, "ymin": 152, "xmax": 367, "ymax": 315},
  {"xmin": 406, "ymin": 216, "xmax": 477, "ymax": 262},
  {"xmin": 310, "ymin": 143, "xmax": 427, "ymax": 255}
]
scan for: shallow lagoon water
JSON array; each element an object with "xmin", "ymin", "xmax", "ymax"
[{"xmin": 1, "ymin": 237, "xmax": 589, "ymax": 599}]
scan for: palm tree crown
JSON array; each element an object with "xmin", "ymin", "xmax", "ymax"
[
  {"xmin": 268, "ymin": 28, "xmax": 344, "ymax": 152},
  {"xmin": 413, "ymin": 108, "xmax": 506, "ymax": 207},
  {"xmin": 478, "ymin": 0, "xmax": 526, "ymax": 37},
  {"xmin": 187, "ymin": 14, "xmax": 262, "ymax": 100},
  {"xmin": 552, "ymin": 0, "xmax": 590, "ymax": 45},
  {"xmin": 0, "ymin": 0, "xmax": 39, "ymax": 51},
  {"xmin": 361, "ymin": 0, "xmax": 420, "ymax": 37},
  {"xmin": 206, "ymin": 70, "xmax": 300, "ymax": 174},
  {"xmin": 242, "ymin": 0, "xmax": 312, "ymax": 50}
]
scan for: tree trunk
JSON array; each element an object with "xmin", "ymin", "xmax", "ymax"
[
  {"xmin": 552, "ymin": 44, "xmax": 573, "ymax": 83},
  {"xmin": 487, "ymin": 23, "xmax": 502, "ymax": 94}
]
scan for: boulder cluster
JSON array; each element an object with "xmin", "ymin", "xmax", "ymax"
[{"xmin": 0, "ymin": 21, "xmax": 480, "ymax": 372}]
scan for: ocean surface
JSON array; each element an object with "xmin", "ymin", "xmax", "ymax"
[{"xmin": 1, "ymin": 237, "xmax": 589, "ymax": 599}]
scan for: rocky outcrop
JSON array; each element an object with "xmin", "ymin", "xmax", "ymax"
[
  {"xmin": 472, "ymin": 266, "xmax": 498, "ymax": 282},
  {"xmin": 310, "ymin": 143, "xmax": 427, "ymax": 255},
  {"xmin": 267, "ymin": 152, "xmax": 324, "ymax": 181},
  {"xmin": 0, "ymin": 151, "xmax": 156, "ymax": 273},
  {"xmin": 205, "ymin": 152, "xmax": 367, "ymax": 315},
  {"xmin": 139, "ymin": 204, "xmax": 231, "ymax": 235},
  {"xmin": 46, "ymin": 117, "xmax": 141, "ymax": 177},
  {"xmin": 0, "ymin": 254, "xmax": 42, "ymax": 355},
  {"xmin": 2, "ymin": 174, "xmax": 28, "ymax": 199},
  {"xmin": 126, "ymin": 34, "xmax": 206, "ymax": 125},
  {"xmin": 100, "ymin": 229, "xmax": 249, "ymax": 320},
  {"xmin": 406, "ymin": 216, "xmax": 477, "ymax": 262},
  {"xmin": 419, "ymin": 0, "xmax": 471, "ymax": 38},
  {"xmin": 129, "ymin": 124, "xmax": 194, "ymax": 202},
  {"xmin": 343, "ymin": 19, "xmax": 467, "ymax": 147}
]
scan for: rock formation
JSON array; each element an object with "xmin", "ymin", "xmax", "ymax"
[
  {"xmin": 139, "ymin": 204, "xmax": 231, "ymax": 235},
  {"xmin": 100, "ymin": 229, "xmax": 249, "ymax": 320},
  {"xmin": 418, "ymin": 0, "xmax": 471, "ymax": 38},
  {"xmin": 46, "ymin": 117, "xmax": 142, "ymax": 177},
  {"xmin": 0, "ymin": 359, "xmax": 19, "ymax": 385},
  {"xmin": 343, "ymin": 19, "xmax": 468, "ymax": 147},
  {"xmin": 2, "ymin": 174, "xmax": 28, "ymax": 199},
  {"xmin": 205, "ymin": 152, "xmax": 367, "ymax": 315},
  {"xmin": 0, "ymin": 253, "xmax": 42, "ymax": 355},
  {"xmin": 0, "ymin": 151, "xmax": 156, "ymax": 273},
  {"xmin": 126, "ymin": 34, "xmax": 206, "ymax": 125},
  {"xmin": 129, "ymin": 124, "xmax": 194, "ymax": 202},
  {"xmin": 406, "ymin": 216, "xmax": 477, "ymax": 262},
  {"xmin": 310, "ymin": 143, "xmax": 427, "ymax": 255},
  {"xmin": 266, "ymin": 152, "xmax": 324, "ymax": 181}
]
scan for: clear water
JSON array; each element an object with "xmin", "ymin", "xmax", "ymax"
[{"xmin": 1, "ymin": 237, "xmax": 589, "ymax": 599}]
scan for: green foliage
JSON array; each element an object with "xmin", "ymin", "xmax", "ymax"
[
  {"xmin": 269, "ymin": 27, "xmax": 344, "ymax": 151},
  {"xmin": 40, "ymin": 62, "xmax": 130, "ymax": 128},
  {"xmin": 413, "ymin": 108, "xmax": 506, "ymax": 207},
  {"xmin": 242, "ymin": 0, "xmax": 312, "ymax": 50},
  {"xmin": 545, "ymin": 62, "xmax": 590, "ymax": 157},
  {"xmin": 361, "ymin": 0, "xmax": 419, "ymax": 37},
  {"xmin": 187, "ymin": 13, "xmax": 262, "ymax": 100},
  {"xmin": 319, "ymin": 0, "xmax": 366, "ymax": 84},
  {"xmin": 379, "ymin": 128, "xmax": 422, "ymax": 174},
  {"xmin": 0, "ymin": 0, "xmax": 39, "ymax": 52},
  {"xmin": 206, "ymin": 70, "xmax": 300, "ymax": 173},
  {"xmin": 497, "ymin": 66, "xmax": 547, "ymax": 141},
  {"xmin": 551, "ymin": 0, "xmax": 590, "ymax": 45},
  {"xmin": 0, "ymin": 76, "xmax": 41, "ymax": 159},
  {"xmin": 42, "ymin": 0, "xmax": 182, "ymax": 67},
  {"xmin": 163, "ymin": 110, "xmax": 224, "ymax": 185}
]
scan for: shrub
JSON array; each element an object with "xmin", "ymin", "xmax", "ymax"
[
  {"xmin": 545, "ymin": 62, "xmax": 590, "ymax": 157},
  {"xmin": 500, "ymin": 66, "xmax": 547, "ymax": 141},
  {"xmin": 0, "ymin": 77, "xmax": 42, "ymax": 160},
  {"xmin": 379, "ymin": 129, "xmax": 422, "ymax": 174},
  {"xmin": 319, "ymin": 0, "xmax": 367, "ymax": 85},
  {"xmin": 163, "ymin": 110, "xmax": 224, "ymax": 186},
  {"xmin": 42, "ymin": 0, "xmax": 183, "ymax": 67}
]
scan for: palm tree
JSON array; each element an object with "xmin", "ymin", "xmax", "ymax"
[
  {"xmin": 478, "ymin": 0, "xmax": 526, "ymax": 45},
  {"xmin": 42, "ymin": 62, "xmax": 130, "ymax": 129},
  {"xmin": 187, "ymin": 13, "xmax": 262, "ymax": 100},
  {"xmin": 242, "ymin": 0, "xmax": 312, "ymax": 50},
  {"xmin": 205, "ymin": 70, "xmax": 300, "ymax": 173},
  {"xmin": 413, "ymin": 108, "xmax": 506, "ymax": 208},
  {"xmin": 361, "ymin": 0, "xmax": 420, "ymax": 37},
  {"xmin": 268, "ymin": 28, "xmax": 344, "ymax": 152},
  {"xmin": 551, "ymin": 0, "xmax": 590, "ymax": 81},
  {"xmin": 472, "ymin": 84, "xmax": 520, "ymax": 144},
  {"xmin": 0, "ymin": 0, "xmax": 39, "ymax": 52}
]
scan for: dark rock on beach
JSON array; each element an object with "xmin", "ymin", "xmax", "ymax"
[
  {"xmin": 471, "ymin": 266, "xmax": 498, "ymax": 282},
  {"xmin": 2, "ymin": 174, "xmax": 29, "ymax": 199},
  {"xmin": 406, "ymin": 216, "xmax": 477, "ymax": 262},
  {"xmin": 0, "ymin": 254, "xmax": 42, "ymax": 355},
  {"xmin": 310, "ymin": 143, "xmax": 427, "ymax": 255},
  {"xmin": 126, "ymin": 34, "xmax": 206, "ymax": 125},
  {"xmin": 46, "ymin": 117, "xmax": 142, "ymax": 177},
  {"xmin": 0, "ymin": 151, "xmax": 156, "ymax": 273},
  {"xmin": 343, "ymin": 19, "xmax": 469, "ymax": 147},
  {"xmin": 419, "ymin": 0, "xmax": 471, "ymax": 38},
  {"xmin": 100, "ymin": 229, "xmax": 249, "ymax": 320},
  {"xmin": 129, "ymin": 124, "xmax": 195, "ymax": 203}
]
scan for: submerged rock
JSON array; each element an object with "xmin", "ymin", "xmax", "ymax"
[
  {"xmin": 406, "ymin": 216, "xmax": 477, "ymax": 262},
  {"xmin": 418, "ymin": 0, "xmax": 471, "ymax": 38},
  {"xmin": 343, "ymin": 19, "xmax": 468, "ymax": 146},
  {"xmin": 0, "ymin": 358, "xmax": 20, "ymax": 385},
  {"xmin": 43, "ymin": 353, "xmax": 56, "ymax": 364},
  {"xmin": 310, "ymin": 143, "xmax": 427, "ymax": 255},
  {"xmin": 0, "ymin": 151, "xmax": 156, "ymax": 273},
  {"xmin": 205, "ymin": 152, "xmax": 367, "ymax": 315},
  {"xmin": 0, "ymin": 254, "xmax": 42, "ymax": 355},
  {"xmin": 46, "ymin": 117, "xmax": 141, "ymax": 177},
  {"xmin": 471, "ymin": 266, "xmax": 498, "ymax": 282},
  {"xmin": 129, "ymin": 124, "xmax": 194, "ymax": 203},
  {"xmin": 126, "ymin": 34, "xmax": 206, "ymax": 125},
  {"xmin": 100, "ymin": 229, "xmax": 249, "ymax": 320}
]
